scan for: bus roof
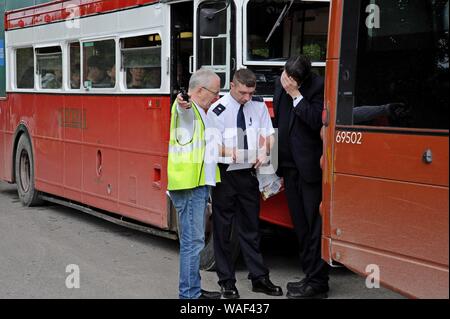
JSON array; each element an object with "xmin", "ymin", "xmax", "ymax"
[{"xmin": 5, "ymin": 0, "xmax": 160, "ymax": 31}]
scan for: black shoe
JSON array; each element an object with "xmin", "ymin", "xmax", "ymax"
[
  {"xmin": 198, "ymin": 289, "xmax": 222, "ymax": 299},
  {"xmin": 252, "ymin": 277, "xmax": 283, "ymax": 296},
  {"xmin": 220, "ymin": 282, "xmax": 240, "ymax": 299},
  {"xmin": 287, "ymin": 284, "xmax": 329, "ymax": 299},
  {"xmin": 286, "ymin": 277, "xmax": 309, "ymax": 290}
]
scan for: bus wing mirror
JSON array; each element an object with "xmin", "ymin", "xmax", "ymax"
[
  {"xmin": 199, "ymin": 0, "xmax": 230, "ymax": 37},
  {"xmin": 199, "ymin": 8, "xmax": 222, "ymax": 37}
]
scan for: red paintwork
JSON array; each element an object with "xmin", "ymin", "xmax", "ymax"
[
  {"xmin": 6, "ymin": 0, "xmax": 159, "ymax": 30},
  {"xmin": 0, "ymin": 99, "xmax": 5, "ymax": 181},
  {"xmin": 0, "ymin": 92, "xmax": 291, "ymax": 230},
  {"xmin": 260, "ymin": 192, "xmax": 292, "ymax": 228},
  {"xmin": 258, "ymin": 99, "xmax": 293, "ymax": 228},
  {"xmin": 1, "ymin": 93, "xmax": 171, "ymax": 228}
]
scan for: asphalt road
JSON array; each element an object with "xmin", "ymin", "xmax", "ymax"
[{"xmin": 0, "ymin": 181, "xmax": 404, "ymax": 299}]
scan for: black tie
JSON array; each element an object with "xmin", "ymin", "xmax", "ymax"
[{"xmin": 237, "ymin": 105, "xmax": 248, "ymax": 150}]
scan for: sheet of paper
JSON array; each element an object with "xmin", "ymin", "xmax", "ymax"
[
  {"xmin": 226, "ymin": 149, "xmax": 256, "ymax": 171},
  {"xmin": 226, "ymin": 163, "xmax": 253, "ymax": 171}
]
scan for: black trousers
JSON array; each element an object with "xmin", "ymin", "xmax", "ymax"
[
  {"xmin": 282, "ymin": 167, "xmax": 329, "ymax": 289},
  {"xmin": 212, "ymin": 164, "xmax": 269, "ymax": 285}
]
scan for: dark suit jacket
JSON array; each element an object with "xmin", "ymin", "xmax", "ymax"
[{"xmin": 273, "ymin": 73, "xmax": 324, "ymax": 183}]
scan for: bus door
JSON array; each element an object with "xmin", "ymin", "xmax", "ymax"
[
  {"xmin": 194, "ymin": 0, "xmax": 235, "ymax": 90},
  {"xmin": 327, "ymin": 0, "xmax": 449, "ymax": 298},
  {"xmin": 169, "ymin": 0, "xmax": 194, "ymax": 99}
]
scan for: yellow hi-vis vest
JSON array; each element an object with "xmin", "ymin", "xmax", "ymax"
[{"xmin": 167, "ymin": 101, "xmax": 220, "ymax": 191}]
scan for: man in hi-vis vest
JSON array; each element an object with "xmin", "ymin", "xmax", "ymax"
[{"xmin": 168, "ymin": 68, "xmax": 222, "ymax": 299}]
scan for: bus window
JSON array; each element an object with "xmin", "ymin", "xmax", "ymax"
[
  {"xmin": 245, "ymin": 0, "xmax": 329, "ymax": 63},
  {"xmin": 69, "ymin": 42, "xmax": 81, "ymax": 89},
  {"xmin": 16, "ymin": 47, "xmax": 34, "ymax": 89},
  {"xmin": 338, "ymin": 0, "xmax": 449, "ymax": 130},
  {"xmin": 36, "ymin": 46, "xmax": 62, "ymax": 90},
  {"xmin": 244, "ymin": 0, "xmax": 329, "ymax": 95},
  {"xmin": 121, "ymin": 34, "xmax": 162, "ymax": 90},
  {"xmin": 83, "ymin": 40, "xmax": 115, "ymax": 89}
]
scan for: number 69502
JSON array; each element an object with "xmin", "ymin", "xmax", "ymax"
[{"xmin": 335, "ymin": 131, "xmax": 363, "ymax": 145}]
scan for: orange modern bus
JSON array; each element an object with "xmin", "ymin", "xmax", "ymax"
[
  {"xmin": 321, "ymin": 0, "xmax": 449, "ymax": 298},
  {"xmin": 0, "ymin": 0, "xmax": 448, "ymax": 298}
]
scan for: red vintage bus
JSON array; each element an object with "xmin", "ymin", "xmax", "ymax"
[
  {"xmin": 0, "ymin": 0, "xmax": 448, "ymax": 298},
  {"xmin": 0, "ymin": 0, "xmax": 329, "ymax": 270}
]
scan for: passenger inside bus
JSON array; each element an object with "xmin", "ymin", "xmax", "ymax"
[
  {"xmin": 146, "ymin": 67, "xmax": 161, "ymax": 88},
  {"xmin": 41, "ymin": 68, "xmax": 62, "ymax": 89},
  {"xmin": 127, "ymin": 66, "xmax": 160, "ymax": 89},
  {"xmin": 70, "ymin": 64, "xmax": 80, "ymax": 89},
  {"xmin": 106, "ymin": 64, "xmax": 116, "ymax": 87},
  {"xmin": 86, "ymin": 56, "xmax": 113, "ymax": 88},
  {"xmin": 127, "ymin": 67, "xmax": 147, "ymax": 89}
]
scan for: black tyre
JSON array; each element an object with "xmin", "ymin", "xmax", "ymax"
[
  {"xmin": 200, "ymin": 200, "xmax": 240, "ymax": 271},
  {"xmin": 15, "ymin": 134, "xmax": 43, "ymax": 206}
]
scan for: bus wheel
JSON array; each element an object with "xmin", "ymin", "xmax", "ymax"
[
  {"xmin": 200, "ymin": 200, "xmax": 240, "ymax": 271},
  {"xmin": 15, "ymin": 134, "xmax": 42, "ymax": 206}
]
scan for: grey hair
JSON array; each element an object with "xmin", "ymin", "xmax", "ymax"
[{"xmin": 189, "ymin": 68, "xmax": 219, "ymax": 91}]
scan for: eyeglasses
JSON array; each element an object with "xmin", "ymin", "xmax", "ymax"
[{"xmin": 202, "ymin": 86, "xmax": 220, "ymax": 96}]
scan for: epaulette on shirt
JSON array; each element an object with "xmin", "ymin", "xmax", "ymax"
[
  {"xmin": 252, "ymin": 96, "xmax": 264, "ymax": 102},
  {"xmin": 212, "ymin": 104, "xmax": 226, "ymax": 116}
]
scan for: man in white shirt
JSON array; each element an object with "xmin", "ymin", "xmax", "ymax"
[{"xmin": 207, "ymin": 68, "xmax": 283, "ymax": 299}]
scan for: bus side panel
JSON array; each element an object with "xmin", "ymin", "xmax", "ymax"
[
  {"xmin": 34, "ymin": 94, "xmax": 64, "ymax": 196},
  {"xmin": 260, "ymin": 193, "xmax": 292, "ymax": 228},
  {"xmin": 332, "ymin": 174, "xmax": 449, "ymax": 267},
  {"xmin": 2, "ymin": 98, "xmax": 14, "ymax": 183},
  {"xmin": 82, "ymin": 95, "xmax": 119, "ymax": 213},
  {"xmin": 8, "ymin": 93, "xmax": 36, "ymax": 181},
  {"xmin": 259, "ymin": 100, "xmax": 293, "ymax": 229},
  {"xmin": 330, "ymin": 241, "xmax": 449, "ymax": 299},
  {"xmin": 63, "ymin": 95, "xmax": 83, "ymax": 203},
  {"xmin": 118, "ymin": 96, "xmax": 170, "ymax": 228},
  {"xmin": 0, "ymin": 100, "xmax": 5, "ymax": 180},
  {"xmin": 118, "ymin": 153, "xmax": 166, "ymax": 226},
  {"xmin": 334, "ymin": 134, "xmax": 449, "ymax": 187}
]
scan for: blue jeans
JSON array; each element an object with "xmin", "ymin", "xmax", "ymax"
[{"xmin": 170, "ymin": 186, "xmax": 210, "ymax": 299}]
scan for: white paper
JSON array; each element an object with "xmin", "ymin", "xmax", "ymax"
[
  {"xmin": 226, "ymin": 149, "xmax": 256, "ymax": 171},
  {"xmin": 226, "ymin": 163, "xmax": 253, "ymax": 171}
]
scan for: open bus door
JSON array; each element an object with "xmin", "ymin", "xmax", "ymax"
[
  {"xmin": 323, "ymin": 0, "xmax": 449, "ymax": 298},
  {"xmin": 169, "ymin": 0, "xmax": 194, "ymax": 101},
  {"xmin": 194, "ymin": 0, "xmax": 235, "ymax": 90},
  {"xmin": 167, "ymin": 0, "xmax": 238, "ymax": 270},
  {"xmin": 170, "ymin": 0, "xmax": 236, "ymax": 95}
]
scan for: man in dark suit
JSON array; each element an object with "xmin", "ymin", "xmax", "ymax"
[{"xmin": 273, "ymin": 55, "xmax": 330, "ymax": 299}]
